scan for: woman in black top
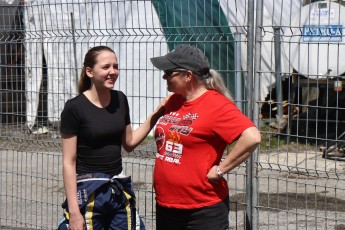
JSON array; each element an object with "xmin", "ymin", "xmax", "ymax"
[{"xmin": 58, "ymin": 46, "xmax": 165, "ymax": 230}]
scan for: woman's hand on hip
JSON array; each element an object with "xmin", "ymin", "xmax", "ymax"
[{"xmin": 207, "ymin": 165, "xmax": 223, "ymax": 183}]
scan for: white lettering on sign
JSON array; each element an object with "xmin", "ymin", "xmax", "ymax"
[{"xmin": 302, "ymin": 25, "xmax": 343, "ymax": 42}]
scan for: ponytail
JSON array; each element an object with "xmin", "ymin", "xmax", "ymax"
[
  {"xmin": 203, "ymin": 69, "xmax": 233, "ymax": 101},
  {"xmin": 78, "ymin": 67, "xmax": 91, "ymax": 94}
]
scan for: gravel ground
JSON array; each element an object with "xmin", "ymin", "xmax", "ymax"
[{"xmin": 0, "ymin": 134, "xmax": 344, "ymax": 229}]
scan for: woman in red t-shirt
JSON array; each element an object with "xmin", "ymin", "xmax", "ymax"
[{"xmin": 150, "ymin": 44, "xmax": 261, "ymax": 230}]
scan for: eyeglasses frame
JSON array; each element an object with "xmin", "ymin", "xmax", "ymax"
[{"xmin": 163, "ymin": 68, "xmax": 188, "ymax": 77}]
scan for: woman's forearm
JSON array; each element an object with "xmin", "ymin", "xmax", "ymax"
[
  {"xmin": 61, "ymin": 135, "xmax": 80, "ymax": 214},
  {"xmin": 208, "ymin": 127, "xmax": 261, "ymax": 182},
  {"xmin": 63, "ymin": 163, "xmax": 80, "ymax": 214},
  {"xmin": 123, "ymin": 97, "xmax": 168, "ymax": 152},
  {"xmin": 219, "ymin": 126, "xmax": 261, "ymax": 173}
]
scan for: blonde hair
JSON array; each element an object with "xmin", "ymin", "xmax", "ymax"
[{"xmin": 200, "ymin": 69, "xmax": 233, "ymax": 101}]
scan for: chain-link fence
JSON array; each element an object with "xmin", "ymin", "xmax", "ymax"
[{"xmin": 0, "ymin": 0, "xmax": 344, "ymax": 229}]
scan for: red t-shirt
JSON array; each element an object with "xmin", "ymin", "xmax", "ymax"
[{"xmin": 153, "ymin": 90, "xmax": 255, "ymax": 209}]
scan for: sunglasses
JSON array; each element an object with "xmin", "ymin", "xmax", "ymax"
[{"xmin": 163, "ymin": 68, "xmax": 188, "ymax": 77}]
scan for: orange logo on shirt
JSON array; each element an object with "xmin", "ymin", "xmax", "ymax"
[{"xmin": 167, "ymin": 131, "xmax": 181, "ymax": 144}]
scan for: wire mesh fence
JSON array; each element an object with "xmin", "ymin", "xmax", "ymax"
[{"xmin": 0, "ymin": 0, "xmax": 344, "ymax": 229}]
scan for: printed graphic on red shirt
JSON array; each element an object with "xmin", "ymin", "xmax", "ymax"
[
  {"xmin": 155, "ymin": 112, "xmax": 198, "ymax": 165},
  {"xmin": 156, "ymin": 130, "xmax": 183, "ymax": 165},
  {"xmin": 155, "ymin": 127, "xmax": 165, "ymax": 151}
]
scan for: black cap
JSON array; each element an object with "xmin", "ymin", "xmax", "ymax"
[{"xmin": 150, "ymin": 44, "xmax": 210, "ymax": 76}]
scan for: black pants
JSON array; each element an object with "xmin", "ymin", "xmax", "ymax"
[{"xmin": 156, "ymin": 197, "xmax": 229, "ymax": 230}]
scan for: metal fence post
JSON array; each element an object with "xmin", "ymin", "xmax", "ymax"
[
  {"xmin": 273, "ymin": 26, "xmax": 284, "ymax": 128},
  {"xmin": 246, "ymin": 0, "xmax": 255, "ymax": 229},
  {"xmin": 234, "ymin": 33, "xmax": 243, "ymax": 111},
  {"xmin": 252, "ymin": 0, "xmax": 263, "ymax": 229},
  {"xmin": 246, "ymin": 0, "xmax": 263, "ymax": 229}
]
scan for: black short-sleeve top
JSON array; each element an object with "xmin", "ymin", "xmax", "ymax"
[{"xmin": 60, "ymin": 90, "xmax": 131, "ymax": 176}]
